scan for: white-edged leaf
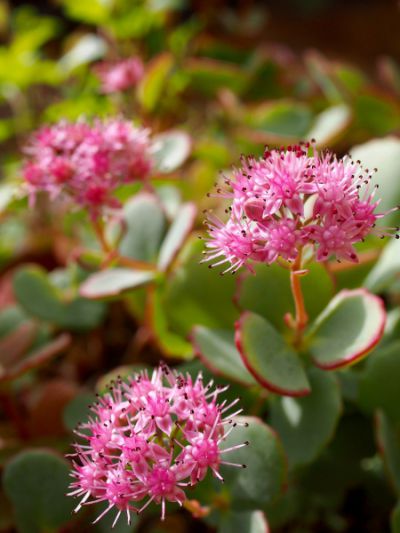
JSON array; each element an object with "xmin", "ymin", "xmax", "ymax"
[
  {"xmin": 80, "ymin": 268, "xmax": 155, "ymax": 299},
  {"xmin": 152, "ymin": 130, "xmax": 191, "ymax": 173}
]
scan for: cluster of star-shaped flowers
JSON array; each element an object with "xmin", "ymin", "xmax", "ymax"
[
  {"xmin": 68, "ymin": 365, "xmax": 248, "ymax": 527},
  {"xmin": 94, "ymin": 57, "xmax": 144, "ymax": 94},
  {"xmin": 22, "ymin": 118, "xmax": 153, "ymax": 218},
  {"xmin": 204, "ymin": 143, "xmax": 399, "ymax": 273}
]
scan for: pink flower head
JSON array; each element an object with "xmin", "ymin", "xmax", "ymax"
[
  {"xmin": 68, "ymin": 365, "xmax": 248, "ymax": 526},
  {"xmin": 204, "ymin": 143, "xmax": 399, "ymax": 273},
  {"xmin": 95, "ymin": 57, "xmax": 144, "ymax": 94},
  {"xmin": 22, "ymin": 118, "xmax": 153, "ymax": 218}
]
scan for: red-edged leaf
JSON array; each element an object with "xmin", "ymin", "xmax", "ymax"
[
  {"xmin": 308, "ymin": 288, "xmax": 386, "ymax": 370},
  {"xmin": 191, "ymin": 326, "xmax": 258, "ymax": 386},
  {"xmin": 235, "ymin": 312, "xmax": 310, "ymax": 397}
]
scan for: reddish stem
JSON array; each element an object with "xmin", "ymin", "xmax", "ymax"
[
  {"xmin": 290, "ymin": 252, "xmax": 309, "ymax": 349},
  {"xmin": 92, "ymin": 219, "xmax": 156, "ymax": 272},
  {"xmin": 92, "ymin": 218, "xmax": 112, "ymax": 254}
]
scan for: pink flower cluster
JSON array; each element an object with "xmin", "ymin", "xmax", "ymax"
[
  {"xmin": 23, "ymin": 118, "xmax": 153, "ymax": 217},
  {"xmin": 68, "ymin": 365, "xmax": 247, "ymax": 526},
  {"xmin": 204, "ymin": 143, "xmax": 398, "ymax": 273},
  {"xmin": 94, "ymin": 57, "xmax": 144, "ymax": 94}
]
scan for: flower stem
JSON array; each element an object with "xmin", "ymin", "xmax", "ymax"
[
  {"xmin": 183, "ymin": 499, "xmax": 211, "ymax": 518},
  {"xmin": 92, "ymin": 219, "xmax": 156, "ymax": 271},
  {"xmin": 290, "ymin": 252, "xmax": 309, "ymax": 349},
  {"xmin": 92, "ymin": 218, "xmax": 112, "ymax": 254}
]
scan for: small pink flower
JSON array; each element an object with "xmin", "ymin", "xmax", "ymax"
[
  {"xmin": 204, "ymin": 143, "xmax": 398, "ymax": 272},
  {"xmin": 22, "ymin": 118, "xmax": 153, "ymax": 218},
  {"xmin": 68, "ymin": 365, "xmax": 248, "ymax": 525},
  {"xmin": 95, "ymin": 57, "xmax": 144, "ymax": 94}
]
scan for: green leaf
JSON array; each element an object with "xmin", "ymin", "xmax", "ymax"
[
  {"xmin": 354, "ymin": 95, "xmax": 399, "ymax": 136},
  {"xmin": 220, "ymin": 416, "xmax": 286, "ymax": 509},
  {"xmin": 137, "ymin": 52, "xmax": 174, "ymax": 112},
  {"xmin": 235, "ymin": 312, "xmax": 310, "ymax": 396},
  {"xmin": 237, "ymin": 263, "xmax": 333, "ymax": 331},
  {"xmin": 376, "ymin": 412, "xmax": 400, "ymax": 494},
  {"xmin": 391, "ymin": 501, "xmax": 400, "ymax": 533},
  {"xmin": 359, "ymin": 341, "xmax": 400, "ymax": 422},
  {"xmin": 152, "ymin": 130, "xmax": 191, "ymax": 173},
  {"xmin": 65, "ymin": 297, "xmax": 106, "ymax": 328},
  {"xmin": 44, "ymin": 94, "xmax": 114, "ymax": 122},
  {"xmin": 218, "ymin": 510, "xmax": 269, "ymax": 533},
  {"xmin": 80, "ymin": 268, "xmax": 155, "ymax": 299},
  {"xmin": 305, "ymin": 51, "xmax": 344, "ymax": 103},
  {"xmin": 191, "ymin": 326, "xmax": 257, "ymax": 386},
  {"xmin": 63, "ymin": 392, "xmax": 96, "ymax": 432},
  {"xmin": 0, "ymin": 306, "xmax": 32, "ymax": 338},
  {"xmin": 13, "ymin": 265, "xmax": 106, "ymax": 330},
  {"xmin": 2, "ymin": 449, "xmax": 74, "ymax": 533},
  {"xmin": 364, "ymin": 238, "xmax": 400, "ymax": 292},
  {"xmin": 60, "ymin": 0, "xmax": 111, "ymax": 24},
  {"xmin": 13, "ymin": 266, "xmax": 63, "ymax": 318},
  {"xmin": 185, "ymin": 58, "xmax": 248, "ymax": 96},
  {"xmin": 156, "ymin": 185, "xmax": 182, "ymax": 219},
  {"xmin": 308, "ymin": 289, "xmax": 386, "ymax": 369},
  {"xmin": 307, "ymin": 104, "xmax": 352, "ymax": 146},
  {"xmin": 243, "ymin": 101, "xmax": 313, "ymax": 139},
  {"xmin": 119, "ymin": 193, "xmax": 166, "ymax": 262},
  {"xmin": 0, "ymin": 183, "xmax": 18, "ymax": 212},
  {"xmin": 149, "ymin": 287, "xmax": 193, "ymax": 359},
  {"xmin": 163, "ymin": 239, "xmax": 238, "ymax": 336},
  {"xmin": 157, "ymin": 202, "xmax": 196, "ymax": 271},
  {"xmin": 60, "ymin": 34, "xmax": 107, "ymax": 72},
  {"xmin": 350, "ymin": 137, "xmax": 400, "ymax": 226},
  {"xmin": 269, "ymin": 368, "xmax": 341, "ymax": 468}
]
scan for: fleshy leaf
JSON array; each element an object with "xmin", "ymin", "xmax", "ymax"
[
  {"xmin": 359, "ymin": 341, "xmax": 400, "ymax": 423},
  {"xmin": 119, "ymin": 193, "xmax": 166, "ymax": 262},
  {"xmin": 308, "ymin": 288, "xmax": 386, "ymax": 370},
  {"xmin": 269, "ymin": 368, "xmax": 341, "ymax": 468},
  {"xmin": 59, "ymin": 33, "xmax": 107, "ymax": 71},
  {"xmin": 235, "ymin": 312, "xmax": 310, "ymax": 396},
  {"xmin": 80, "ymin": 268, "xmax": 155, "ymax": 299},
  {"xmin": 13, "ymin": 266, "xmax": 106, "ymax": 330},
  {"xmin": 152, "ymin": 130, "xmax": 191, "ymax": 173},
  {"xmin": 2, "ymin": 450, "xmax": 74, "ymax": 533},
  {"xmin": 13, "ymin": 267, "xmax": 63, "ymax": 319},
  {"xmin": 157, "ymin": 202, "xmax": 196, "ymax": 271},
  {"xmin": 185, "ymin": 57, "xmax": 248, "ymax": 96},
  {"xmin": 191, "ymin": 326, "xmax": 257, "ymax": 386},
  {"xmin": 220, "ymin": 416, "xmax": 286, "ymax": 509},
  {"xmin": 63, "ymin": 392, "xmax": 96, "ymax": 432},
  {"xmin": 307, "ymin": 104, "xmax": 352, "ymax": 146},
  {"xmin": 236, "ymin": 262, "xmax": 333, "ymax": 331},
  {"xmin": 149, "ymin": 287, "xmax": 193, "ymax": 359},
  {"xmin": 243, "ymin": 101, "xmax": 312, "ymax": 140},
  {"xmin": 364, "ymin": 237, "xmax": 400, "ymax": 292},
  {"xmin": 350, "ymin": 136, "xmax": 400, "ymax": 226},
  {"xmin": 376, "ymin": 411, "xmax": 400, "ymax": 494},
  {"xmin": 137, "ymin": 52, "xmax": 174, "ymax": 112},
  {"xmin": 163, "ymin": 239, "xmax": 238, "ymax": 336},
  {"xmin": 218, "ymin": 510, "xmax": 269, "ymax": 533}
]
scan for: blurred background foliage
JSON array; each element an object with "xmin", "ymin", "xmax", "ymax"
[{"xmin": 1, "ymin": 0, "xmax": 400, "ymax": 532}]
